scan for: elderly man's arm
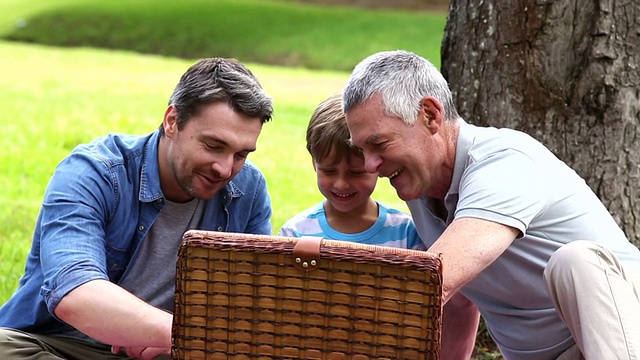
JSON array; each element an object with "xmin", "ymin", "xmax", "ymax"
[
  {"xmin": 441, "ymin": 292, "xmax": 480, "ymax": 359},
  {"xmin": 429, "ymin": 217, "xmax": 519, "ymax": 301},
  {"xmin": 428, "ymin": 216, "xmax": 517, "ymax": 357}
]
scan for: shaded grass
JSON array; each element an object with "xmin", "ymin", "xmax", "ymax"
[{"xmin": 1, "ymin": 0, "xmax": 445, "ymax": 71}]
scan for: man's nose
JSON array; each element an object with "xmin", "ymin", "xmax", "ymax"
[
  {"xmin": 212, "ymin": 154, "xmax": 234, "ymax": 179},
  {"xmin": 364, "ymin": 152, "xmax": 383, "ymax": 174}
]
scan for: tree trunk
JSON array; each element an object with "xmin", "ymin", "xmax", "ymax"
[{"xmin": 441, "ymin": 0, "xmax": 640, "ymax": 246}]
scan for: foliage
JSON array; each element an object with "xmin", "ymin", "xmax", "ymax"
[{"xmin": 1, "ymin": 0, "xmax": 445, "ymax": 72}]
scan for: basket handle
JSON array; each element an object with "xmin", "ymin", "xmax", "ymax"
[{"xmin": 292, "ymin": 236, "xmax": 323, "ymax": 271}]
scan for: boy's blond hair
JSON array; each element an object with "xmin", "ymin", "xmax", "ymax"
[{"xmin": 306, "ymin": 92, "xmax": 363, "ymax": 164}]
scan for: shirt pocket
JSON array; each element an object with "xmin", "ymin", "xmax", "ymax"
[{"xmin": 105, "ymin": 243, "xmax": 129, "ymax": 281}]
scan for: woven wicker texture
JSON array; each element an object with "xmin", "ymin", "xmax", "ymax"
[{"xmin": 172, "ymin": 230, "xmax": 443, "ymax": 360}]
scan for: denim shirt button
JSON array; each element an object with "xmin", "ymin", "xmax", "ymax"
[
  {"xmin": 217, "ymin": 226, "xmax": 224, "ymax": 231},
  {"xmin": 138, "ymin": 225, "xmax": 145, "ymax": 231}
]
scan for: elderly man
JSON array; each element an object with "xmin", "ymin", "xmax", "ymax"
[{"xmin": 343, "ymin": 50, "xmax": 640, "ymax": 360}]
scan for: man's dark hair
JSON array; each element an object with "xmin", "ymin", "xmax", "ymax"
[{"xmin": 160, "ymin": 58, "xmax": 273, "ymax": 135}]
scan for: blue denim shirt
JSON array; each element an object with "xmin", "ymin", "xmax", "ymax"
[{"xmin": 0, "ymin": 130, "xmax": 272, "ymax": 334}]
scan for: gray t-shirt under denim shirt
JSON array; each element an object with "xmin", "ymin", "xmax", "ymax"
[
  {"xmin": 60, "ymin": 198, "xmax": 204, "ymax": 340},
  {"xmin": 119, "ymin": 198, "xmax": 205, "ymax": 310}
]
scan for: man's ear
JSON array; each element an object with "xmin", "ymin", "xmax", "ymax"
[
  {"xmin": 163, "ymin": 105, "xmax": 178, "ymax": 137},
  {"xmin": 419, "ymin": 96, "xmax": 444, "ymax": 133}
]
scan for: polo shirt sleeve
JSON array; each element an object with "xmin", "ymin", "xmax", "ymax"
[{"xmin": 455, "ymin": 147, "xmax": 550, "ymax": 238}]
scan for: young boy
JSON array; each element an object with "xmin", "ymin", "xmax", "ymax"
[{"xmin": 278, "ymin": 93, "xmax": 429, "ymax": 250}]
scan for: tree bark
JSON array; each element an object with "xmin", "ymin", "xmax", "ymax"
[{"xmin": 441, "ymin": 0, "xmax": 640, "ymax": 246}]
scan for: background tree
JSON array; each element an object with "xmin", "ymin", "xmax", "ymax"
[{"xmin": 441, "ymin": 0, "xmax": 640, "ymax": 246}]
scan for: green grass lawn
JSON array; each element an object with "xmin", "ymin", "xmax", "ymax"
[
  {"xmin": 0, "ymin": 2, "xmax": 505, "ymax": 358},
  {"xmin": 0, "ymin": 0, "xmax": 446, "ymax": 302},
  {"xmin": 0, "ymin": 40, "xmax": 409, "ymax": 303}
]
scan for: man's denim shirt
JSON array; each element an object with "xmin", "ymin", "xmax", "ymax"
[{"xmin": 0, "ymin": 130, "xmax": 272, "ymax": 334}]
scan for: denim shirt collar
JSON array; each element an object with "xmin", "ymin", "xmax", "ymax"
[
  {"xmin": 139, "ymin": 131, "xmax": 164, "ymax": 203},
  {"xmin": 225, "ymin": 181, "xmax": 244, "ymax": 203}
]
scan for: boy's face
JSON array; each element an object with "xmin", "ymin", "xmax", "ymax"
[{"xmin": 314, "ymin": 153, "xmax": 378, "ymax": 214}]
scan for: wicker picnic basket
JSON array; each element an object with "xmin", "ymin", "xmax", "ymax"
[{"xmin": 172, "ymin": 230, "xmax": 443, "ymax": 360}]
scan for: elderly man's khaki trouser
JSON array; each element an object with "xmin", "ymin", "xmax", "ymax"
[{"xmin": 545, "ymin": 240, "xmax": 640, "ymax": 360}]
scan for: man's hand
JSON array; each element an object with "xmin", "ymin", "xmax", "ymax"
[
  {"xmin": 112, "ymin": 345, "xmax": 171, "ymax": 360},
  {"xmin": 55, "ymin": 280, "xmax": 173, "ymax": 348}
]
